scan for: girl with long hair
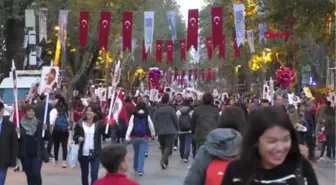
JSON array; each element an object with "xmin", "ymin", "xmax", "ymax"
[
  {"xmin": 73, "ymin": 104, "xmax": 110, "ymax": 185},
  {"xmin": 221, "ymin": 107, "xmax": 318, "ymax": 185}
]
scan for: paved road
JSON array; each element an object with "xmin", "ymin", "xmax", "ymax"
[{"xmin": 6, "ymin": 141, "xmax": 335, "ymax": 185}]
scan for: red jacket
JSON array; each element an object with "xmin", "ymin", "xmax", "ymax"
[{"xmin": 94, "ymin": 173, "xmax": 139, "ymax": 185}]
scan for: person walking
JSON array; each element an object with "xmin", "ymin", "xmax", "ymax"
[
  {"xmin": 153, "ymin": 93, "xmax": 178, "ymax": 169},
  {"xmin": 0, "ymin": 101, "xmax": 18, "ymax": 185}
]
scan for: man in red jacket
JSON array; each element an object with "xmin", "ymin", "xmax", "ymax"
[{"xmin": 94, "ymin": 144, "xmax": 139, "ymax": 185}]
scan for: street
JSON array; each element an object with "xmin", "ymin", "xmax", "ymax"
[{"xmin": 6, "ymin": 141, "xmax": 335, "ymax": 185}]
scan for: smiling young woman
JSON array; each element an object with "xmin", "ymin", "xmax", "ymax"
[{"xmin": 220, "ymin": 106, "xmax": 319, "ymax": 185}]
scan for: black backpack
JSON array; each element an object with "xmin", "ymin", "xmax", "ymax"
[{"xmin": 179, "ymin": 110, "xmax": 191, "ymax": 131}]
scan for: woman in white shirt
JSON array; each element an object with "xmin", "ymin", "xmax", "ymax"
[
  {"xmin": 73, "ymin": 104, "xmax": 110, "ymax": 185},
  {"xmin": 125, "ymin": 102, "xmax": 155, "ymax": 176}
]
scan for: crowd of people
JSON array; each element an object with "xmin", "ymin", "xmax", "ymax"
[{"xmin": 0, "ymin": 89, "xmax": 334, "ymax": 185}]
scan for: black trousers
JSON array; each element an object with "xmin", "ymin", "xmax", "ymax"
[
  {"xmin": 52, "ymin": 129, "xmax": 69, "ymax": 161},
  {"xmin": 305, "ymin": 135, "xmax": 315, "ymax": 160},
  {"xmin": 158, "ymin": 134, "xmax": 175, "ymax": 166}
]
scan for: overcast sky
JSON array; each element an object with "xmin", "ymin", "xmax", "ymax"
[{"xmin": 177, "ymin": 0, "xmax": 206, "ymax": 25}]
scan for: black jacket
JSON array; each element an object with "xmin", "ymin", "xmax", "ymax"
[
  {"xmin": 73, "ymin": 120, "xmax": 110, "ymax": 158},
  {"xmin": 0, "ymin": 118, "xmax": 18, "ymax": 168},
  {"xmin": 19, "ymin": 120, "xmax": 49, "ymax": 162}
]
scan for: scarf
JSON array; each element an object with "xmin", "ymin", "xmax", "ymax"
[{"xmin": 21, "ymin": 117, "xmax": 39, "ymax": 136}]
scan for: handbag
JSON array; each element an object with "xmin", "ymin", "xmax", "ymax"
[{"xmin": 67, "ymin": 141, "xmax": 79, "ymax": 168}]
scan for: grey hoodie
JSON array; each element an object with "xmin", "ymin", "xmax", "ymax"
[{"xmin": 183, "ymin": 128, "xmax": 242, "ymax": 185}]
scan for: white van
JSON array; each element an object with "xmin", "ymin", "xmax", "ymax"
[{"xmin": 0, "ymin": 70, "xmax": 41, "ymax": 116}]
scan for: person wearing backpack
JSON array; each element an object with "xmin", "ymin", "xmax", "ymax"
[
  {"xmin": 184, "ymin": 106, "xmax": 245, "ymax": 185},
  {"xmin": 125, "ymin": 102, "xmax": 155, "ymax": 176},
  {"xmin": 177, "ymin": 99, "xmax": 193, "ymax": 163},
  {"xmin": 50, "ymin": 97, "xmax": 70, "ymax": 168}
]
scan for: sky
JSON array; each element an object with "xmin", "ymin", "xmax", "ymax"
[{"xmin": 177, "ymin": 0, "xmax": 206, "ymax": 24}]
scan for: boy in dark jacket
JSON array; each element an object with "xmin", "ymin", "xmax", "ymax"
[{"xmin": 94, "ymin": 144, "xmax": 139, "ymax": 185}]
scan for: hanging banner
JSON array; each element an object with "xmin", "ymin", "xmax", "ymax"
[
  {"xmin": 219, "ymin": 35, "xmax": 226, "ymax": 59},
  {"xmin": 174, "ymin": 68, "xmax": 179, "ymax": 81},
  {"xmin": 166, "ymin": 40, "xmax": 173, "ymax": 64},
  {"xmin": 98, "ymin": 11, "xmax": 111, "ymax": 50},
  {"xmin": 142, "ymin": 40, "xmax": 148, "ymax": 62},
  {"xmin": 166, "ymin": 11, "xmax": 177, "ymax": 42},
  {"xmin": 194, "ymin": 68, "xmax": 198, "ymax": 81},
  {"xmin": 144, "ymin": 11, "xmax": 155, "ymax": 53},
  {"xmin": 207, "ymin": 68, "xmax": 213, "ymax": 81},
  {"xmin": 206, "ymin": 36, "xmax": 213, "ymax": 60},
  {"xmin": 187, "ymin": 9, "xmax": 199, "ymax": 51},
  {"xmin": 25, "ymin": 9, "xmax": 36, "ymax": 31},
  {"xmin": 257, "ymin": 1, "xmax": 267, "ymax": 44},
  {"xmin": 201, "ymin": 69, "xmax": 205, "ymax": 81},
  {"xmin": 122, "ymin": 12, "xmax": 133, "ymax": 52},
  {"xmin": 131, "ymin": 38, "xmax": 137, "ymax": 61},
  {"xmin": 79, "ymin": 11, "xmax": 89, "ymax": 49},
  {"xmin": 211, "ymin": 7, "xmax": 223, "ymax": 49},
  {"xmin": 247, "ymin": 29, "xmax": 255, "ymax": 53},
  {"xmin": 233, "ymin": 32, "xmax": 241, "ymax": 58},
  {"xmin": 155, "ymin": 40, "xmax": 162, "ymax": 63},
  {"xmin": 58, "ymin": 10, "xmax": 69, "ymax": 49},
  {"xmin": 188, "ymin": 69, "xmax": 192, "ymax": 81},
  {"xmin": 192, "ymin": 39, "xmax": 200, "ymax": 63},
  {"xmin": 39, "ymin": 9, "xmax": 48, "ymax": 42},
  {"xmin": 180, "ymin": 69, "xmax": 186, "ymax": 86},
  {"xmin": 180, "ymin": 39, "xmax": 186, "ymax": 61},
  {"xmin": 233, "ymin": 4, "xmax": 245, "ymax": 46}
]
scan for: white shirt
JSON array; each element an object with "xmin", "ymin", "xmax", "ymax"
[
  {"xmin": 82, "ymin": 123, "xmax": 95, "ymax": 156},
  {"xmin": 49, "ymin": 108, "xmax": 58, "ymax": 126}
]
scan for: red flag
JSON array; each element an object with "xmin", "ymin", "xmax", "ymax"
[
  {"xmin": 155, "ymin": 40, "xmax": 163, "ymax": 63},
  {"xmin": 206, "ymin": 36, "xmax": 213, "ymax": 60},
  {"xmin": 201, "ymin": 69, "xmax": 205, "ymax": 81},
  {"xmin": 180, "ymin": 39, "xmax": 186, "ymax": 61},
  {"xmin": 187, "ymin": 9, "xmax": 199, "ymax": 51},
  {"xmin": 174, "ymin": 68, "xmax": 179, "ymax": 81},
  {"xmin": 142, "ymin": 40, "xmax": 147, "ymax": 62},
  {"xmin": 219, "ymin": 35, "xmax": 226, "ymax": 59},
  {"xmin": 188, "ymin": 69, "xmax": 192, "ymax": 81},
  {"xmin": 168, "ymin": 71, "xmax": 173, "ymax": 84},
  {"xmin": 98, "ymin": 11, "xmax": 111, "ymax": 50},
  {"xmin": 166, "ymin": 40, "xmax": 173, "ymax": 64},
  {"xmin": 207, "ymin": 68, "xmax": 213, "ymax": 81},
  {"xmin": 211, "ymin": 7, "xmax": 223, "ymax": 49},
  {"xmin": 180, "ymin": 69, "xmax": 186, "ymax": 86},
  {"xmin": 122, "ymin": 12, "xmax": 133, "ymax": 52},
  {"xmin": 194, "ymin": 69, "xmax": 198, "ymax": 81},
  {"xmin": 79, "ymin": 11, "xmax": 89, "ymax": 49},
  {"xmin": 233, "ymin": 32, "xmax": 241, "ymax": 58}
]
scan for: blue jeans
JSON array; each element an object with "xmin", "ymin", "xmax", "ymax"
[
  {"xmin": 131, "ymin": 138, "xmax": 149, "ymax": 173},
  {"xmin": 0, "ymin": 168, "xmax": 7, "ymax": 185},
  {"xmin": 79, "ymin": 156, "xmax": 100, "ymax": 185},
  {"xmin": 179, "ymin": 133, "xmax": 192, "ymax": 160},
  {"xmin": 22, "ymin": 157, "xmax": 43, "ymax": 185}
]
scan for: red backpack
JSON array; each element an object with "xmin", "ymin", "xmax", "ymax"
[{"xmin": 205, "ymin": 159, "xmax": 232, "ymax": 185}]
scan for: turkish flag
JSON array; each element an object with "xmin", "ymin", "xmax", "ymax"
[
  {"xmin": 187, "ymin": 9, "xmax": 199, "ymax": 51},
  {"xmin": 166, "ymin": 40, "xmax": 173, "ymax": 64},
  {"xmin": 122, "ymin": 12, "xmax": 133, "ymax": 52},
  {"xmin": 233, "ymin": 32, "xmax": 241, "ymax": 58},
  {"xmin": 211, "ymin": 7, "xmax": 223, "ymax": 49},
  {"xmin": 206, "ymin": 36, "xmax": 213, "ymax": 60},
  {"xmin": 156, "ymin": 40, "xmax": 163, "ymax": 63},
  {"xmin": 201, "ymin": 69, "xmax": 205, "ymax": 81},
  {"xmin": 174, "ymin": 68, "xmax": 179, "ymax": 81},
  {"xmin": 194, "ymin": 68, "xmax": 198, "ymax": 81},
  {"xmin": 79, "ymin": 11, "xmax": 89, "ymax": 49},
  {"xmin": 207, "ymin": 68, "xmax": 213, "ymax": 81},
  {"xmin": 168, "ymin": 71, "xmax": 173, "ymax": 84},
  {"xmin": 219, "ymin": 35, "xmax": 226, "ymax": 59},
  {"xmin": 188, "ymin": 69, "xmax": 192, "ymax": 81},
  {"xmin": 98, "ymin": 11, "xmax": 111, "ymax": 50},
  {"xmin": 180, "ymin": 39, "xmax": 186, "ymax": 61},
  {"xmin": 180, "ymin": 69, "xmax": 186, "ymax": 86},
  {"xmin": 142, "ymin": 40, "xmax": 147, "ymax": 62}
]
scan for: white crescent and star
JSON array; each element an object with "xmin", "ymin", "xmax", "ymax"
[
  {"xmin": 181, "ymin": 43, "xmax": 185, "ymax": 47},
  {"xmin": 190, "ymin": 18, "xmax": 197, "ymax": 26},
  {"xmin": 168, "ymin": 45, "xmax": 172, "ymax": 50},
  {"xmin": 124, "ymin": 20, "xmax": 131, "ymax": 29},
  {"xmin": 102, "ymin": 20, "xmax": 108, "ymax": 28},
  {"xmin": 214, "ymin": 16, "xmax": 220, "ymax": 25},
  {"xmin": 81, "ymin": 20, "xmax": 88, "ymax": 28},
  {"xmin": 157, "ymin": 45, "xmax": 161, "ymax": 50},
  {"xmin": 207, "ymin": 40, "xmax": 212, "ymax": 46}
]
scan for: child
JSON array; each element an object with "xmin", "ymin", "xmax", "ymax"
[{"xmin": 94, "ymin": 144, "xmax": 139, "ymax": 185}]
